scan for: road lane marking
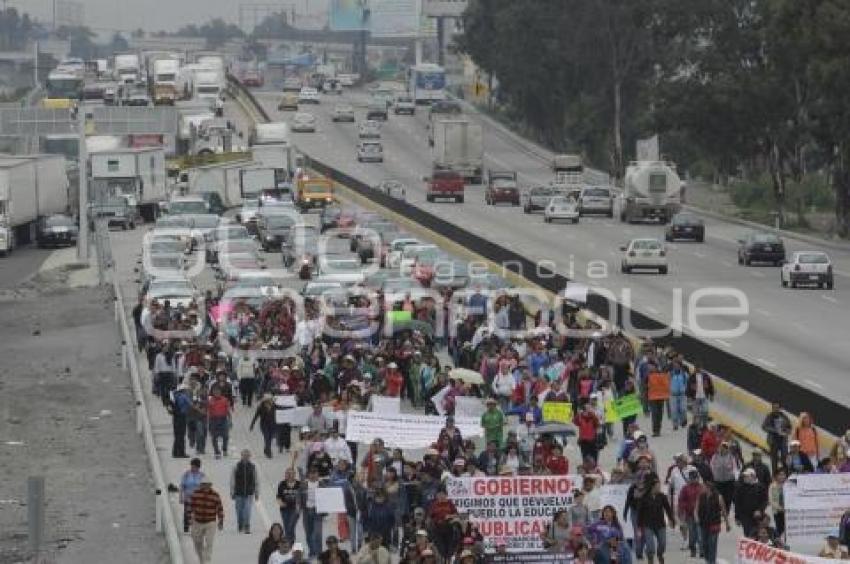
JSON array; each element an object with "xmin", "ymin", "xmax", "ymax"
[
  {"xmin": 749, "ymin": 270, "xmax": 766, "ymax": 278},
  {"xmin": 694, "ymin": 251, "xmax": 706, "ymax": 258},
  {"xmin": 645, "ymin": 306, "xmax": 659, "ymax": 315},
  {"xmin": 714, "ymin": 338, "xmax": 732, "ymax": 348},
  {"xmin": 756, "ymin": 357, "xmax": 777, "ymax": 369},
  {"xmin": 755, "ymin": 309, "xmax": 772, "ymax": 317},
  {"xmin": 804, "ymin": 378, "xmax": 824, "ymax": 390},
  {"xmin": 822, "ymin": 295, "xmax": 838, "ymax": 304},
  {"xmin": 721, "ymin": 261, "xmax": 733, "ymax": 268}
]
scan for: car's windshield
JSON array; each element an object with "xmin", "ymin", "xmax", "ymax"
[
  {"xmin": 149, "ymin": 240, "xmax": 185, "ymax": 254},
  {"xmin": 673, "ymin": 214, "xmax": 700, "ymax": 225},
  {"xmin": 632, "ymin": 240, "xmax": 661, "ymax": 250},
  {"xmin": 799, "ymin": 253, "xmax": 829, "ymax": 264},
  {"xmin": 148, "ymin": 281, "xmax": 193, "ymax": 295},
  {"xmin": 752, "ymin": 233, "xmax": 781, "ymax": 244},
  {"xmin": 188, "ymin": 215, "xmax": 219, "ymax": 228},
  {"xmin": 264, "ymin": 215, "xmax": 296, "ymax": 229},
  {"xmin": 46, "ymin": 216, "xmax": 74, "ymax": 227},
  {"xmin": 583, "ymin": 188, "xmax": 610, "ymax": 197},
  {"xmin": 221, "ymin": 241, "xmax": 256, "ymax": 253},
  {"xmin": 325, "ymin": 259, "xmax": 361, "ymax": 271}
]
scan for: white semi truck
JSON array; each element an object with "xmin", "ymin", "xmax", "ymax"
[
  {"xmin": 152, "ymin": 58, "xmax": 182, "ymax": 105},
  {"xmin": 249, "ymin": 122, "xmax": 294, "ymax": 177},
  {"xmin": 620, "ymin": 161, "xmax": 682, "ymax": 224},
  {"xmin": 89, "ymin": 147, "xmax": 167, "ymax": 222},
  {"xmin": 431, "ymin": 119, "xmax": 484, "ymax": 184},
  {"xmin": 114, "ymin": 53, "xmax": 140, "ymax": 84},
  {"xmin": 0, "ymin": 154, "xmax": 69, "ymax": 256}
]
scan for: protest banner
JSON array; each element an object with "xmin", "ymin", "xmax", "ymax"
[
  {"xmin": 387, "ymin": 310, "xmax": 412, "ymax": 324},
  {"xmin": 369, "ymin": 395, "xmax": 401, "ymax": 414},
  {"xmin": 736, "ymin": 537, "xmax": 837, "ymax": 564},
  {"xmin": 612, "ymin": 394, "xmax": 642, "ymax": 420},
  {"xmin": 316, "ymin": 487, "xmax": 347, "ymax": 514},
  {"xmin": 542, "ymin": 402, "xmax": 572, "ymax": 424},
  {"xmin": 455, "ymin": 396, "xmax": 485, "ymax": 418},
  {"xmin": 784, "ymin": 473, "xmax": 850, "ymax": 552},
  {"xmin": 275, "ymin": 406, "xmax": 310, "ymax": 425},
  {"xmin": 346, "ymin": 411, "xmax": 482, "ymax": 448},
  {"xmin": 274, "ymin": 395, "xmax": 297, "ymax": 408},
  {"xmin": 598, "ymin": 484, "xmax": 633, "ymax": 539},
  {"xmin": 486, "ymin": 554, "xmax": 572, "ymax": 563},
  {"xmin": 447, "ymin": 475, "xmax": 579, "ymax": 552}
]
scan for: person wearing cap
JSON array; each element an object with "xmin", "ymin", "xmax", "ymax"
[
  {"xmin": 636, "ymin": 474, "xmax": 676, "ymax": 564},
  {"xmin": 207, "ymin": 384, "xmax": 231, "ymax": 460},
  {"xmin": 355, "ymin": 532, "xmax": 391, "ymax": 564},
  {"xmin": 741, "ymin": 451, "xmax": 772, "ymax": 487},
  {"xmin": 188, "ymin": 479, "xmax": 224, "ymax": 564},
  {"xmin": 324, "ymin": 424, "xmax": 353, "ymax": 465},
  {"xmin": 785, "ymin": 438, "xmax": 815, "ymax": 474},
  {"xmin": 383, "ymin": 362, "xmax": 404, "ymax": 397},
  {"xmin": 677, "ymin": 469, "xmax": 704, "ymax": 557},
  {"xmin": 761, "ymin": 402, "xmax": 792, "ymax": 473},
  {"xmin": 734, "ymin": 468, "xmax": 768, "ymax": 537},
  {"xmin": 280, "ymin": 542, "xmax": 307, "ymax": 564},
  {"xmin": 628, "ymin": 434, "xmax": 659, "ymax": 474},
  {"xmin": 301, "ymin": 465, "xmax": 325, "ymax": 558},
  {"xmin": 179, "ymin": 458, "xmax": 206, "ymax": 533},
  {"xmin": 168, "ymin": 381, "xmax": 192, "ymax": 459},
  {"xmin": 318, "ymin": 534, "xmax": 351, "ymax": 564},
  {"xmin": 664, "ymin": 453, "xmax": 696, "ymax": 544}
]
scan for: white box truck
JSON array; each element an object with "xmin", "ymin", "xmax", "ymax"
[
  {"xmin": 89, "ymin": 147, "xmax": 167, "ymax": 222},
  {"xmin": 184, "ymin": 159, "xmax": 254, "ymax": 207},
  {"xmin": 621, "ymin": 161, "xmax": 682, "ymax": 224},
  {"xmin": 249, "ymin": 122, "xmax": 294, "ymax": 177},
  {"xmin": 431, "ymin": 119, "xmax": 484, "ymax": 184},
  {"xmin": 0, "ymin": 155, "xmax": 69, "ymax": 256}
]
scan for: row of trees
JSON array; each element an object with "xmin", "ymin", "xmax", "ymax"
[{"xmin": 457, "ymin": 0, "xmax": 850, "ymax": 234}]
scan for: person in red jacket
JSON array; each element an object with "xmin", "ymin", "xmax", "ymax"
[
  {"xmin": 700, "ymin": 425, "xmax": 720, "ymax": 460},
  {"xmin": 574, "ymin": 402, "xmax": 601, "ymax": 463},
  {"xmin": 384, "ymin": 362, "xmax": 403, "ymax": 397},
  {"xmin": 546, "ymin": 444, "xmax": 569, "ymax": 475}
]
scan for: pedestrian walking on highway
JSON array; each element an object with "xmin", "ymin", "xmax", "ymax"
[
  {"xmin": 768, "ymin": 468, "xmax": 787, "ymax": 540},
  {"xmin": 668, "ymin": 361, "xmax": 688, "ymax": 430},
  {"xmin": 709, "ymin": 442, "xmax": 739, "ymax": 513},
  {"xmin": 301, "ymin": 465, "xmax": 326, "ymax": 558},
  {"xmin": 761, "ymin": 402, "xmax": 792, "ymax": 473},
  {"xmin": 793, "ymin": 412, "xmax": 820, "ymax": 462},
  {"xmin": 687, "ymin": 365, "xmax": 714, "ymax": 423},
  {"xmin": 179, "ymin": 458, "xmax": 205, "ymax": 533},
  {"xmin": 319, "ymin": 535, "xmax": 351, "ymax": 564},
  {"xmin": 734, "ymin": 468, "xmax": 768, "ymax": 538},
  {"xmin": 277, "ymin": 467, "xmax": 302, "ymax": 545},
  {"xmin": 188, "ymin": 479, "xmax": 224, "ymax": 564},
  {"xmin": 154, "ymin": 340, "xmax": 177, "ymax": 407},
  {"xmin": 636, "ymin": 474, "xmax": 676, "ymax": 564},
  {"xmin": 237, "ymin": 350, "xmax": 257, "ymax": 407},
  {"xmin": 207, "ymin": 384, "xmax": 231, "ymax": 459},
  {"xmin": 250, "ymin": 393, "xmax": 278, "ymax": 458},
  {"xmin": 231, "ymin": 449, "xmax": 259, "ymax": 534},
  {"xmin": 258, "ymin": 523, "xmax": 285, "ymax": 564},
  {"xmin": 695, "ymin": 482, "xmax": 730, "ymax": 564},
  {"xmin": 169, "ymin": 383, "xmax": 192, "ymax": 458},
  {"xmin": 646, "ymin": 364, "xmax": 670, "ymax": 436}
]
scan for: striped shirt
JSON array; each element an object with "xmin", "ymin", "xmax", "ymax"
[{"xmin": 189, "ymin": 487, "xmax": 224, "ymax": 524}]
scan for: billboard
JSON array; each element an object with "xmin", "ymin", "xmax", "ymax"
[
  {"xmin": 330, "ymin": 0, "xmax": 369, "ymax": 31},
  {"xmin": 422, "ymin": 0, "xmax": 468, "ymax": 17},
  {"xmin": 370, "ymin": 0, "xmax": 420, "ymax": 37}
]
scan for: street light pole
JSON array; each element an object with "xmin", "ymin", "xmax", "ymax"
[{"xmin": 77, "ymin": 106, "xmax": 88, "ymax": 262}]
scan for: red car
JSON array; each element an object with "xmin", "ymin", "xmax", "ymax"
[
  {"xmin": 485, "ymin": 170, "xmax": 520, "ymax": 205},
  {"xmin": 425, "ymin": 170, "xmax": 465, "ymax": 203}
]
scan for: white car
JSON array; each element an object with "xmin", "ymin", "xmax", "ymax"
[
  {"xmin": 386, "ymin": 237, "xmax": 422, "ymax": 269},
  {"xmin": 332, "ymin": 104, "xmax": 355, "ymax": 122},
  {"xmin": 544, "ymin": 196, "xmax": 580, "ymax": 224},
  {"xmin": 621, "ymin": 238, "xmax": 668, "ymax": 274},
  {"xmin": 282, "ymin": 77, "xmax": 302, "ymax": 92},
  {"xmin": 394, "ymin": 95, "xmax": 416, "ymax": 115},
  {"xmin": 297, "ymin": 87, "xmax": 320, "ymax": 104},
  {"xmin": 356, "ymin": 141, "xmax": 384, "ymax": 163},
  {"xmin": 291, "ymin": 112, "xmax": 316, "ymax": 132},
  {"xmin": 315, "ymin": 257, "xmax": 366, "ymax": 286},
  {"xmin": 781, "ymin": 251, "xmax": 834, "ymax": 289},
  {"xmin": 358, "ymin": 120, "xmax": 381, "ymax": 139}
]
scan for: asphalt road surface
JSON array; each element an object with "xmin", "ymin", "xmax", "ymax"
[
  {"xmin": 250, "ymin": 87, "xmax": 850, "ymax": 406},
  {"xmin": 0, "ymin": 244, "xmax": 55, "ymax": 289}
]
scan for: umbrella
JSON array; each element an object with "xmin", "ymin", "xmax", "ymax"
[
  {"xmin": 530, "ymin": 423, "xmax": 576, "ymax": 436},
  {"xmin": 449, "ymin": 368, "xmax": 484, "ymax": 386}
]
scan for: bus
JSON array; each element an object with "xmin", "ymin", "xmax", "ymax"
[
  {"xmin": 409, "ymin": 63, "xmax": 446, "ymax": 104},
  {"xmin": 42, "ymin": 70, "xmax": 84, "ymax": 109}
]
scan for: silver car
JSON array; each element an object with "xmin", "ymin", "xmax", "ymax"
[
  {"xmin": 356, "ymin": 141, "xmax": 384, "ymax": 163},
  {"xmin": 579, "ymin": 186, "xmax": 614, "ymax": 217},
  {"xmin": 291, "ymin": 112, "xmax": 316, "ymax": 132},
  {"xmin": 332, "ymin": 104, "xmax": 355, "ymax": 122}
]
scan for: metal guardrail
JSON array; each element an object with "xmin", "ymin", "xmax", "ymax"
[
  {"xmin": 112, "ymin": 273, "xmax": 185, "ymax": 564},
  {"xmin": 230, "ymin": 70, "xmax": 843, "ymax": 446}
]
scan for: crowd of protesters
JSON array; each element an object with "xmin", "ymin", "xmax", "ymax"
[{"xmin": 131, "ymin": 223, "xmax": 850, "ymax": 564}]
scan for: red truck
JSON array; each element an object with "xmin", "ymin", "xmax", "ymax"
[{"xmin": 425, "ymin": 170, "xmax": 465, "ymax": 203}]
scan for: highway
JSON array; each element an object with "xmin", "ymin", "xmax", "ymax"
[
  {"xmin": 250, "ymin": 87, "xmax": 850, "ymax": 406},
  {"xmin": 0, "ymin": 245, "xmax": 55, "ymax": 289}
]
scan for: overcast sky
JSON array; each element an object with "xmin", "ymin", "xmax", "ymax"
[{"xmin": 18, "ymin": 0, "xmax": 328, "ymax": 33}]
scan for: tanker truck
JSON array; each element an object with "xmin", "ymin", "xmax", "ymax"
[{"xmin": 620, "ymin": 161, "xmax": 682, "ymax": 224}]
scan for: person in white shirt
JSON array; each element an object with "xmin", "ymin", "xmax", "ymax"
[
  {"xmin": 323, "ymin": 426, "xmax": 353, "ymax": 464},
  {"xmin": 492, "ymin": 364, "xmax": 516, "ymax": 412},
  {"xmin": 665, "ymin": 452, "xmax": 698, "ymax": 548}
]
